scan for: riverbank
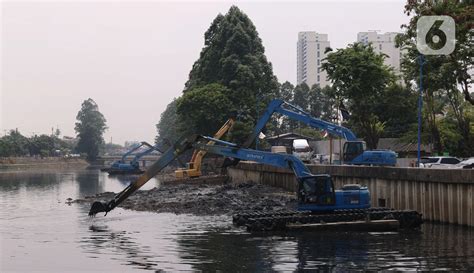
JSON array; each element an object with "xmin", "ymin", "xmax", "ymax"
[
  {"xmin": 0, "ymin": 157, "xmax": 88, "ymax": 170},
  {"xmin": 75, "ymin": 180, "xmax": 297, "ymax": 215}
]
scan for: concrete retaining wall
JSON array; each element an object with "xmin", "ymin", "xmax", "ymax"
[
  {"xmin": 0, "ymin": 157, "xmax": 88, "ymax": 169},
  {"xmin": 228, "ymin": 162, "xmax": 474, "ymax": 226}
]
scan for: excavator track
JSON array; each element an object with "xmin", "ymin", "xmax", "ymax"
[{"xmin": 233, "ymin": 208, "xmax": 422, "ymax": 232}]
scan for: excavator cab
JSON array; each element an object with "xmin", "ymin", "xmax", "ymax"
[
  {"xmin": 298, "ymin": 175, "xmax": 336, "ymax": 206},
  {"xmin": 297, "ymin": 174, "xmax": 371, "ymax": 211},
  {"xmin": 342, "ymin": 141, "xmax": 366, "ymax": 163}
]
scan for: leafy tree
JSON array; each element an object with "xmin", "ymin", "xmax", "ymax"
[
  {"xmin": 322, "ymin": 43, "xmax": 395, "ymax": 149},
  {"xmin": 292, "ymin": 83, "xmax": 310, "ymax": 111},
  {"xmin": 283, "ymin": 83, "xmax": 310, "ymax": 131},
  {"xmin": 74, "ymin": 98, "xmax": 107, "ymax": 160},
  {"xmin": 398, "ymin": 0, "xmax": 473, "ymax": 105},
  {"xmin": 397, "ymin": 1, "xmax": 474, "ymax": 155},
  {"xmin": 176, "ymin": 83, "xmax": 234, "ymax": 137},
  {"xmin": 275, "ymin": 81, "xmax": 295, "ymax": 131},
  {"xmin": 0, "ymin": 130, "xmax": 71, "ymax": 157},
  {"xmin": 185, "ymin": 6, "xmax": 278, "ymax": 98},
  {"xmin": 375, "ymin": 84, "xmax": 418, "ymax": 138},
  {"xmin": 155, "ymin": 99, "xmax": 181, "ymax": 144},
  {"xmin": 0, "ymin": 130, "xmax": 28, "ymax": 157},
  {"xmin": 308, "ymin": 85, "xmax": 323, "ymax": 119},
  {"xmin": 174, "ymin": 6, "xmax": 278, "ymax": 145},
  {"xmin": 279, "ymin": 81, "xmax": 294, "ymax": 102},
  {"xmin": 28, "ymin": 135, "xmax": 55, "ymax": 157}
]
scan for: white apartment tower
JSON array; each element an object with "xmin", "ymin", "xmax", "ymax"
[
  {"xmin": 357, "ymin": 31, "xmax": 402, "ymax": 75},
  {"xmin": 297, "ymin": 32, "xmax": 331, "ymax": 88}
]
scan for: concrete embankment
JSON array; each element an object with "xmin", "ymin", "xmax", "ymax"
[
  {"xmin": 0, "ymin": 157, "xmax": 88, "ymax": 169},
  {"xmin": 228, "ymin": 162, "xmax": 474, "ymax": 226}
]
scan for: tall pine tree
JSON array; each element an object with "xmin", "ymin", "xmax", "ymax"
[{"xmin": 159, "ymin": 6, "xmax": 278, "ymax": 143}]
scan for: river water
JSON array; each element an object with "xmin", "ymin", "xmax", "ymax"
[{"xmin": 1, "ymin": 168, "xmax": 473, "ymax": 272}]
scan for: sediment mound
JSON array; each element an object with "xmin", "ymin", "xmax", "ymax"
[{"xmin": 75, "ymin": 182, "xmax": 297, "ymax": 215}]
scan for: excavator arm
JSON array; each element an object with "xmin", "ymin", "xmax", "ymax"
[
  {"xmin": 89, "ymin": 134, "xmax": 199, "ymax": 216},
  {"xmin": 175, "ymin": 118, "xmax": 235, "ymax": 178},
  {"xmin": 242, "ymin": 99, "xmax": 357, "ymax": 149},
  {"xmin": 129, "ymin": 141, "xmax": 167, "ymax": 168},
  {"xmin": 119, "ymin": 142, "xmax": 149, "ymax": 163},
  {"xmin": 236, "ymin": 99, "xmax": 395, "ymax": 166}
]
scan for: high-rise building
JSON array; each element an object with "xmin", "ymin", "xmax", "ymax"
[
  {"xmin": 297, "ymin": 32, "xmax": 331, "ymax": 88},
  {"xmin": 357, "ymin": 31, "xmax": 402, "ymax": 75}
]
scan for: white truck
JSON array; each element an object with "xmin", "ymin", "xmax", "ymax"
[{"xmin": 292, "ymin": 139, "xmax": 313, "ymax": 163}]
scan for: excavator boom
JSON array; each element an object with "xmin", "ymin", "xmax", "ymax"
[
  {"xmin": 175, "ymin": 118, "xmax": 235, "ymax": 178},
  {"xmin": 89, "ymin": 135, "xmax": 198, "ymax": 216}
]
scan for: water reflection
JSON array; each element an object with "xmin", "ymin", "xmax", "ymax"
[
  {"xmin": 82, "ymin": 224, "xmax": 158, "ymax": 270},
  {"xmin": 75, "ymin": 171, "xmax": 104, "ymax": 197},
  {"xmin": 0, "ymin": 171, "xmax": 62, "ymax": 192},
  {"xmin": 175, "ymin": 225, "xmax": 474, "ymax": 271},
  {"xmin": 111, "ymin": 174, "xmax": 142, "ymax": 186},
  {"xmin": 1, "ymin": 168, "xmax": 473, "ymax": 272}
]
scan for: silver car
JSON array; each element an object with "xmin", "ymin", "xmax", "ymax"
[
  {"xmin": 420, "ymin": 156, "xmax": 461, "ymax": 169},
  {"xmin": 456, "ymin": 158, "xmax": 474, "ymax": 169}
]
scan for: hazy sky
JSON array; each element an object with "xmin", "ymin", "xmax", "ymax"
[{"xmin": 1, "ymin": 0, "xmax": 408, "ymax": 145}]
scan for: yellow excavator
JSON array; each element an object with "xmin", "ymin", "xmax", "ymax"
[{"xmin": 174, "ymin": 118, "xmax": 234, "ymax": 178}]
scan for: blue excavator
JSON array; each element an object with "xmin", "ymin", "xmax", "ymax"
[
  {"xmin": 243, "ymin": 99, "xmax": 397, "ymax": 166},
  {"xmin": 89, "ymin": 134, "xmax": 421, "ymax": 231},
  {"xmin": 102, "ymin": 141, "xmax": 166, "ymax": 175}
]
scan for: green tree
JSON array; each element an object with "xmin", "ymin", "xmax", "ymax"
[
  {"xmin": 319, "ymin": 86, "xmax": 339, "ymax": 122},
  {"xmin": 375, "ymin": 84, "xmax": 418, "ymax": 138},
  {"xmin": 0, "ymin": 130, "xmax": 29, "ymax": 157},
  {"xmin": 322, "ymin": 43, "xmax": 395, "ymax": 149},
  {"xmin": 176, "ymin": 83, "xmax": 234, "ymax": 137},
  {"xmin": 292, "ymin": 83, "xmax": 310, "ymax": 111},
  {"xmin": 75, "ymin": 98, "xmax": 107, "ymax": 160},
  {"xmin": 276, "ymin": 81, "xmax": 295, "ymax": 131},
  {"xmin": 185, "ymin": 6, "xmax": 278, "ymax": 99},
  {"xmin": 397, "ymin": 0, "xmax": 474, "ymax": 155},
  {"xmin": 174, "ymin": 6, "xmax": 278, "ymax": 145},
  {"xmin": 284, "ymin": 83, "xmax": 310, "ymax": 132},
  {"xmin": 156, "ymin": 6, "xmax": 280, "ymax": 145},
  {"xmin": 28, "ymin": 135, "xmax": 54, "ymax": 157},
  {"xmin": 398, "ymin": 0, "xmax": 473, "ymax": 105},
  {"xmin": 279, "ymin": 81, "xmax": 294, "ymax": 102},
  {"xmin": 308, "ymin": 85, "xmax": 323, "ymax": 119},
  {"xmin": 155, "ymin": 99, "xmax": 181, "ymax": 144}
]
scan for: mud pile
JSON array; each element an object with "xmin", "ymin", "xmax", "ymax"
[{"xmin": 76, "ymin": 182, "xmax": 297, "ymax": 216}]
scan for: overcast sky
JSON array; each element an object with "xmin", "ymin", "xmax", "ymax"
[{"xmin": 1, "ymin": 0, "xmax": 408, "ymax": 145}]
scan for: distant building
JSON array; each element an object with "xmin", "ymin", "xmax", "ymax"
[
  {"xmin": 297, "ymin": 32, "xmax": 331, "ymax": 88},
  {"xmin": 357, "ymin": 31, "xmax": 403, "ymax": 77},
  {"xmin": 266, "ymin": 132, "xmax": 316, "ymax": 148}
]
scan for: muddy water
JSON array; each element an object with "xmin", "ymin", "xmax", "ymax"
[{"xmin": 1, "ymin": 169, "xmax": 473, "ymax": 272}]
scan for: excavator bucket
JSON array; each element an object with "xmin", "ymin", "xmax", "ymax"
[{"xmin": 88, "ymin": 201, "xmax": 109, "ymax": 216}]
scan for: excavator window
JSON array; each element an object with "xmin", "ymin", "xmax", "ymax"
[
  {"xmin": 343, "ymin": 142, "xmax": 364, "ymax": 162},
  {"xmin": 300, "ymin": 176, "xmax": 335, "ymax": 205}
]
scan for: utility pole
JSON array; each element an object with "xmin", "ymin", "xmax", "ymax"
[{"xmin": 417, "ymin": 55, "xmax": 425, "ymax": 167}]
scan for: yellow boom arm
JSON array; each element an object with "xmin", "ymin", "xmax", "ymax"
[{"xmin": 175, "ymin": 118, "xmax": 234, "ymax": 178}]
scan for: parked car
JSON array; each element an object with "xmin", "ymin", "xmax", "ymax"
[
  {"xmin": 455, "ymin": 157, "xmax": 474, "ymax": 169},
  {"xmin": 419, "ymin": 156, "xmax": 461, "ymax": 169}
]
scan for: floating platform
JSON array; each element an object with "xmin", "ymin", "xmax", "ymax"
[
  {"xmin": 233, "ymin": 208, "xmax": 423, "ymax": 232},
  {"xmin": 287, "ymin": 219, "xmax": 400, "ymax": 232}
]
